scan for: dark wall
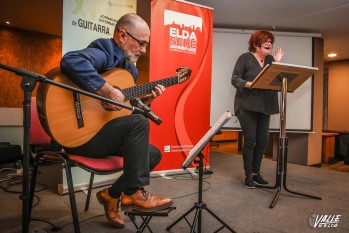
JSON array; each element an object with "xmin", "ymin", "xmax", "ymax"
[{"xmin": 0, "ymin": 26, "xmax": 61, "ymax": 107}]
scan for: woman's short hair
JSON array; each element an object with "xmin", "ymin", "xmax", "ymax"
[{"xmin": 248, "ymin": 30, "xmax": 275, "ymax": 52}]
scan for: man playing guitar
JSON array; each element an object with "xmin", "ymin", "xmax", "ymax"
[{"xmin": 58, "ymin": 13, "xmax": 173, "ymax": 228}]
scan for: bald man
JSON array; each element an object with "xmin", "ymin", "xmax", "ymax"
[{"xmin": 60, "ymin": 13, "xmax": 172, "ymax": 228}]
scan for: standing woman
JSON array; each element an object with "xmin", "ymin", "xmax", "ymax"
[{"xmin": 231, "ymin": 30, "xmax": 284, "ymax": 188}]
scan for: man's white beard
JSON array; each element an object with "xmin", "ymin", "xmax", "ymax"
[{"xmin": 123, "ymin": 45, "xmax": 139, "ymax": 64}]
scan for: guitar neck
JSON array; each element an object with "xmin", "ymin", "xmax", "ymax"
[{"xmin": 122, "ymin": 76, "xmax": 178, "ymax": 100}]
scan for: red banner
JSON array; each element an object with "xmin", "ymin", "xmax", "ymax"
[{"xmin": 149, "ymin": 0, "xmax": 213, "ymax": 172}]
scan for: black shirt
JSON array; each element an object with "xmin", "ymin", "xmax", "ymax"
[{"xmin": 231, "ymin": 52, "xmax": 279, "ymax": 115}]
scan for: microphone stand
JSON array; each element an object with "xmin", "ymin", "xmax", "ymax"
[{"xmin": 0, "ymin": 63, "xmax": 139, "ymax": 233}]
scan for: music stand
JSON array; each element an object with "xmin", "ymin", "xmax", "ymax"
[
  {"xmin": 167, "ymin": 111, "xmax": 236, "ymax": 233},
  {"xmin": 250, "ymin": 62, "xmax": 322, "ymax": 208}
]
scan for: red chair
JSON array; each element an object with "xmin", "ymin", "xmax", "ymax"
[{"xmin": 28, "ymin": 97, "xmax": 123, "ymax": 233}]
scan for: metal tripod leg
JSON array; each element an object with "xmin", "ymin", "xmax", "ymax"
[
  {"xmin": 257, "ymin": 77, "xmax": 321, "ymax": 208},
  {"xmin": 166, "ymin": 152, "xmax": 235, "ymax": 233},
  {"xmin": 282, "ymin": 142, "xmax": 322, "ymax": 200}
]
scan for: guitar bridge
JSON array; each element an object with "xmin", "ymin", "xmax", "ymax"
[{"xmin": 73, "ymin": 92, "xmax": 84, "ymax": 128}]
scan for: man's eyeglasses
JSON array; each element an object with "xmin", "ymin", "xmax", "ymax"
[{"xmin": 125, "ymin": 30, "xmax": 149, "ymax": 48}]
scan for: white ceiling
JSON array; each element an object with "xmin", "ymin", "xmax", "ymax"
[
  {"xmin": 1, "ymin": 0, "xmax": 349, "ymax": 62},
  {"xmin": 188, "ymin": 0, "xmax": 349, "ymax": 62}
]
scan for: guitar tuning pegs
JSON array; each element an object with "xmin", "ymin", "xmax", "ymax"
[
  {"xmin": 176, "ymin": 67, "xmax": 185, "ymax": 72},
  {"xmin": 176, "ymin": 67, "xmax": 190, "ymax": 74}
]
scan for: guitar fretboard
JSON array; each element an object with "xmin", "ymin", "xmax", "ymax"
[{"xmin": 122, "ymin": 76, "xmax": 178, "ymax": 100}]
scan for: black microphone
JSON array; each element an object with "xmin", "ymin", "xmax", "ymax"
[{"xmin": 130, "ymin": 98, "xmax": 162, "ymax": 125}]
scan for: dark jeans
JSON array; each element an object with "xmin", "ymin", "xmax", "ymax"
[
  {"xmin": 64, "ymin": 114, "xmax": 161, "ymax": 198},
  {"xmin": 237, "ymin": 109, "xmax": 270, "ymax": 177}
]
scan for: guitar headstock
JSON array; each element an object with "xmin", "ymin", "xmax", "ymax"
[{"xmin": 176, "ymin": 67, "xmax": 192, "ymax": 84}]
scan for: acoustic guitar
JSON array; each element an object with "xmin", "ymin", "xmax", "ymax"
[{"xmin": 36, "ymin": 67, "xmax": 192, "ymax": 148}]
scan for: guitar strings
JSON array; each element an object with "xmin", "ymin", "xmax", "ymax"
[{"xmin": 70, "ymin": 75, "xmax": 180, "ymax": 111}]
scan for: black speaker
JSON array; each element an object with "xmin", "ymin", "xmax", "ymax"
[{"xmin": 0, "ymin": 142, "xmax": 22, "ymax": 163}]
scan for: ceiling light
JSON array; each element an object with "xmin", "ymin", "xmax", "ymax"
[
  {"xmin": 6, "ymin": 21, "xmax": 10, "ymax": 24},
  {"xmin": 328, "ymin": 53, "xmax": 337, "ymax": 57}
]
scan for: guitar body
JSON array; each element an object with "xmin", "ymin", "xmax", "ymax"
[
  {"xmin": 37, "ymin": 66, "xmax": 191, "ymax": 148},
  {"xmin": 37, "ymin": 68, "xmax": 134, "ymax": 148}
]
